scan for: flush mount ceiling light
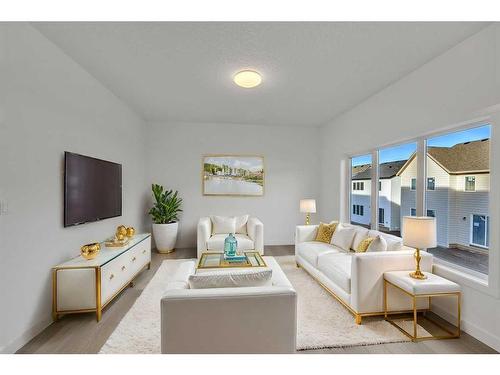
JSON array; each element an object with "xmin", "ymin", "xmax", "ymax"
[{"xmin": 233, "ymin": 70, "xmax": 262, "ymax": 88}]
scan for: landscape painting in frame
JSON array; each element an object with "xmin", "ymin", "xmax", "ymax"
[{"xmin": 203, "ymin": 155, "xmax": 264, "ymax": 196}]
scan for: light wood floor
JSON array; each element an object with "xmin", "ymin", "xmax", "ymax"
[{"xmin": 18, "ymin": 245, "xmax": 496, "ymax": 354}]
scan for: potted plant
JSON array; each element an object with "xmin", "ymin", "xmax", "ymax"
[{"xmin": 149, "ymin": 184, "xmax": 182, "ymax": 253}]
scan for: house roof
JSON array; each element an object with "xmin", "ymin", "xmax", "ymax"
[
  {"xmin": 352, "ymin": 160, "xmax": 407, "ymax": 180},
  {"xmin": 397, "ymin": 138, "xmax": 490, "ymax": 176},
  {"xmin": 428, "ymin": 138, "xmax": 490, "ymax": 174}
]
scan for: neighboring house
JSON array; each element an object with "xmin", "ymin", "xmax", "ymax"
[
  {"xmin": 398, "ymin": 139, "xmax": 490, "ymax": 250},
  {"xmin": 351, "ymin": 160, "xmax": 406, "ymax": 230}
]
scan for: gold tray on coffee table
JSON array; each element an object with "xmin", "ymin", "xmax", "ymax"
[{"xmin": 197, "ymin": 251, "xmax": 266, "ymax": 270}]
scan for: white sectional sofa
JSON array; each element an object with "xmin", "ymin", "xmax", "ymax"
[
  {"xmin": 161, "ymin": 256, "xmax": 296, "ymax": 353},
  {"xmin": 295, "ymin": 223, "xmax": 433, "ymax": 324}
]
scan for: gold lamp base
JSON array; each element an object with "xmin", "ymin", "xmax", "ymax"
[
  {"xmin": 305, "ymin": 213, "xmax": 311, "ymax": 225},
  {"xmin": 409, "ymin": 270, "xmax": 427, "ymax": 280},
  {"xmin": 409, "ymin": 248, "xmax": 427, "ymax": 279}
]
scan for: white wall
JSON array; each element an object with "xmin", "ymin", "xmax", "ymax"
[
  {"xmin": 0, "ymin": 24, "xmax": 148, "ymax": 353},
  {"xmin": 319, "ymin": 24, "xmax": 500, "ymax": 351},
  {"xmin": 146, "ymin": 122, "xmax": 320, "ymax": 248}
]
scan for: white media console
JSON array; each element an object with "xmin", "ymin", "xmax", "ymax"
[{"xmin": 52, "ymin": 233, "xmax": 151, "ymax": 321}]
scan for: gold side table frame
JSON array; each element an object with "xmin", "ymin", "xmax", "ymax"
[{"xmin": 384, "ymin": 278, "xmax": 461, "ymax": 341}]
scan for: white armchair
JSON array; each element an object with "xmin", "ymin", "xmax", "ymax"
[{"xmin": 197, "ymin": 216, "xmax": 264, "ymax": 259}]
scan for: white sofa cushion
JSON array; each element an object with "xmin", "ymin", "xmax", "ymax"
[
  {"xmin": 351, "ymin": 227, "xmax": 370, "ymax": 251},
  {"xmin": 207, "ymin": 234, "xmax": 254, "ymax": 251},
  {"xmin": 331, "ymin": 224, "xmax": 356, "ymax": 251},
  {"xmin": 188, "ymin": 268, "xmax": 273, "ymax": 289},
  {"xmin": 368, "ymin": 230, "xmax": 403, "ymax": 251},
  {"xmin": 296, "ymin": 241, "xmax": 340, "ymax": 267},
  {"xmin": 317, "ymin": 253, "xmax": 352, "ymax": 294},
  {"xmin": 234, "ymin": 215, "xmax": 249, "ymax": 234},
  {"xmin": 367, "ymin": 235, "xmax": 388, "ymax": 252},
  {"xmin": 211, "ymin": 215, "xmax": 236, "ymax": 234}
]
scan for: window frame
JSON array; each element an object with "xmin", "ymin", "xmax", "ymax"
[
  {"xmin": 410, "ymin": 178, "xmax": 417, "ymax": 191},
  {"xmin": 470, "ymin": 214, "xmax": 490, "ymax": 249},
  {"xmin": 427, "ymin": 177, "xmax": 436, "ymax": 191},
  {"xmin": 465, "ymin": 176, "xmax": 476, "ymax": 192},
  {"xmin": 346, "ymin": 118, "xmax": 494, "ymax": 293},
  {"xmin": 426, "ymin": 209, "xmax": 436, "ymax": 217}
]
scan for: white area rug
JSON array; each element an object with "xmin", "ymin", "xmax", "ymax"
[{"xmin": 99, "ymin": 256, "xmax": 410, "ymax": 353}]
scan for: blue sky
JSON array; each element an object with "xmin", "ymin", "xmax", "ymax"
[{"xmin": 352, "ymin": 124, "xmax": 490, "ymax": 167}]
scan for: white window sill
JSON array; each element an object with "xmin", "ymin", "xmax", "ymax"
[{"xmin": 432, "ymin": 259, "xmax": 496, "ymax": 296}]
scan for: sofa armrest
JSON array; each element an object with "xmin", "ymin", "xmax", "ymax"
[
  {"xmin": 161, "ymin": 286, "xmax": 296, "ymax": 353},
  {"xmin": 247, "ymin": 217, "xmax": 264, "ymax": 254},
  {"xmin": 350, "ymin": 250, "xmax": 433, "ymax": 313},
  {"xmin": 295, "ymin": 225, "xmax": 318, "ymax": 245},
  {"xmin": 197, "ymin": 217, "xmax": 212, "ymax": 258}
]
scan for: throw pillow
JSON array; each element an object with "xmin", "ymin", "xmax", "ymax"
[
  {"xmin": 315, "ymin": 222, "xmax": 338, "ymax": 243},
  {"xmin": 366, "ymin": 235, "xmax": 388, "ymax": 252},
  {"xmin": 331, "ymin": 224, "xmax": 357, "ymax": 251},
  {"xmin": 234, "ymin": 214, "xmax": 249, "ymax": 234},
  {"xmin": 352, "ymin": 227, "xmax": 370, "ymax": 251},
  {"xmin": 188, "ymin": 269, "xmax": 273, "ymax": 289},
  {"xmin": 211, "ymin": 215, "xmax": 236, "ymax": 234},
  {"xmin": 356, "ymin": 237, "xmax": 375, "ymax": 252}
]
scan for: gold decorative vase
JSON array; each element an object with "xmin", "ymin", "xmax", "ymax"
[
  {"xmin": 116, "ymin": 225, "xmax": 127, "ymax": 237},
  {"xmin": 126, "ymin": 226, "xmax": 136, "ymax": 238},
  {"xmin": 81, "ymin": 242, "xmax": 101, "ymax": 260}
]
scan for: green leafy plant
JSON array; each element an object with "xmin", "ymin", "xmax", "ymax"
[{"xmin": 149, "ymin": 184, "xmax": 183, "ymax": 224}]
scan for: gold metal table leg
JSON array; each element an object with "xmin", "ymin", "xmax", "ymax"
[
  {"xmin": 383, "ymin": 279, "xmax": 388, "ymax": 319},
  {"xmin": 96, "ymin": 267, "xmax": 102, "ymax": 322}
]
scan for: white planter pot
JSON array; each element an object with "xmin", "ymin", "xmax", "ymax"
[{"xmin": 152, "ymin": 222, "xmax": 178, "ymax": 253}]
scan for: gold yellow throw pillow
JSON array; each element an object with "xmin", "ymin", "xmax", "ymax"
[
  {"xmin": 315, "ymin": 222, "xmax": 338, "ymax": 243},
  {"xmin": 356, "ymin": 237, "xmax": 375, "ymax": 253}
]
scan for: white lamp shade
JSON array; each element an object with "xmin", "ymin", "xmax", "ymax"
[
  {"xmin": 402, "ymin": 216, "xmax": 437, "ymax": 249},
  {"xmin": 300, "ymin": 199, "xmax": 316, "ymax": 213}
]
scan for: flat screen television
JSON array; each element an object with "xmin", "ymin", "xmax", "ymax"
[{"xmin": 64, "ymin": 152, "xmax": 122, "ymax": 227}]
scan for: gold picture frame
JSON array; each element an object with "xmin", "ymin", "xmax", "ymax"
[{"xmin": 202, "ymin": 154, "xmax": 265, "ymax": 196}]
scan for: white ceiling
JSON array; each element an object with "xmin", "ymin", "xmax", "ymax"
[{"xmin": 33, "ymin": 22, "xmax": 488, "ymax": 127}]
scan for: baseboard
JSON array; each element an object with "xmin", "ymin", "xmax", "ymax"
[
  {"xmin": 432, "ymin": 304, "xmax": 500, "ymax": 352},
  {"xmin": 0, "ymin": 317, "xmax": 53, "ymax": 354}
]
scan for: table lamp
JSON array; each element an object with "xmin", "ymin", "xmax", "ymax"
[
  {"xmin": 300, "ymin": 199, "xmax": 316, "ymax": 225},
  {"xmin": 402, "ymin": 216, "xmax": 436, "ymax": 279}
]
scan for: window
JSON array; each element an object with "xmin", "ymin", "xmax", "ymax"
[
  {"xmin": 471, "ymin": 214, "xmax": 489, "ymax": 248},
  {"xmin": 427, "ymin": 177, "xmax": 436, "ymax": 190},
  {"xmin": 352, "ymin": 204, "xmax": 364, "ymax": 216},
  {"xmin": 410, "ymin": 178, "xmax": 417, "ymax": 190},
  {"xmin": 378, "ymin": 208, "xmax": 385, "ymax": 224},
  {"xmin": 465, "ymin": 176, "xmax": 476, "ymax": 192},
  {"xmin": 426, "ymin": 124, "xmax": 491, "ymax": 275},
  {"xmin": 348, "ymin": 123, "xmax": 491, "ymax": 276},
  {"xmin": 377, "ymin": 142, "xmax": 417, "ymax": 236},
  {"xmin": 350, "ymin": 154, "xmax": 372, "ymax": 227},
  {"xmin": 353, "ymin": 182, "xmax": 366, "ymax": 190}
]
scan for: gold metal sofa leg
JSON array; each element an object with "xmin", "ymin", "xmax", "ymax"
[{"xmin": 355, "ymin": 314, "xmax": 362, "ymax": 325}]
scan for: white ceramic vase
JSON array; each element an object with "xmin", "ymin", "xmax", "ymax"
[{"xmin": 152, "ymin": 222, "xmax": 178, "ymax": 253}]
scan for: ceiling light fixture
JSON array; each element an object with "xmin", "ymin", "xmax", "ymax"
[{"xmin": 233, "ymin": 70, "xmax": 262, "ymax": 88}]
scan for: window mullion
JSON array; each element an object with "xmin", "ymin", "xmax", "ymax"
[
  {"xmin": 416, "ymin": 138, "xmax": 426, "ymax": 216},
  {"xmin": 371, "ymin": 150, "xmax": 379, "ymax": 229}
]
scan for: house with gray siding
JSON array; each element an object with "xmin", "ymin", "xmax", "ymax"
[{"xmin": 398, "ymin": 139, "xmax": 490, "ymax": 251}]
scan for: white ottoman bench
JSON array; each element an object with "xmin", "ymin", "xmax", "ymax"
[{"xmin": 383, "ymin": 270, "xmax": 461, "ymax": 341}]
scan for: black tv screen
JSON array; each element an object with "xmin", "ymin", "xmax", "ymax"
[{"xmin": 64, "ymin": 152, "xmax": 122, "ymax": 227}]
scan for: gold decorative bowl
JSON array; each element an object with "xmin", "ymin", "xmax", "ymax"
[
  {"xmin": 81, "ymin": 242, "xmax": 101, "ymax": 260},
  {"xmin": 126, "ymin": 226, "xmax": 135, "ymax": 237}
]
